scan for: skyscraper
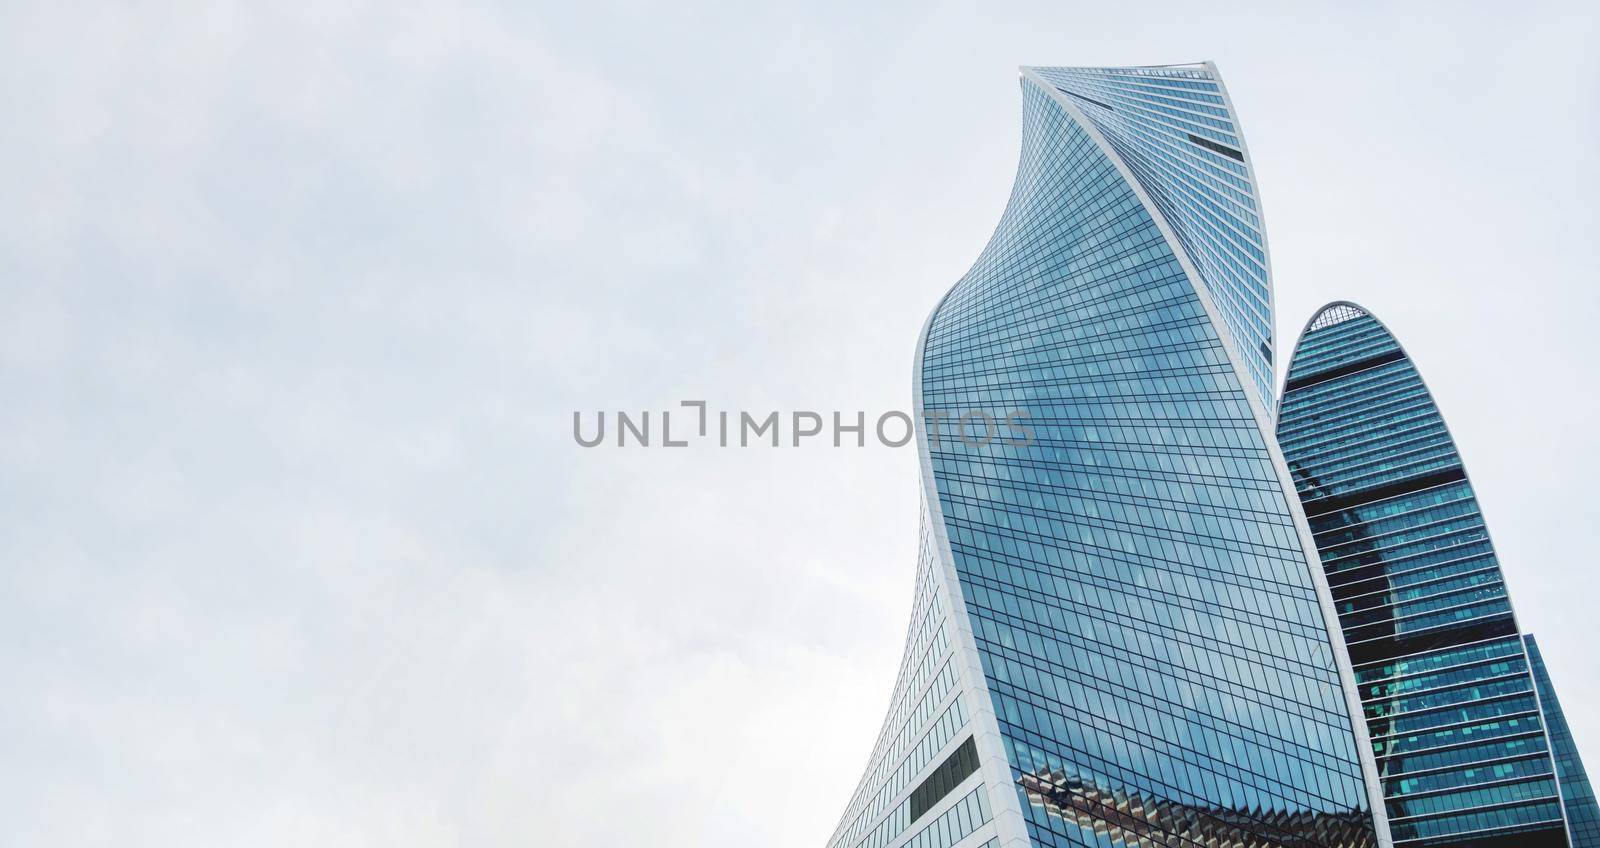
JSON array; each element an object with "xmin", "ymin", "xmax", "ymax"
[
  {"xmin": 1526, "ymin": 635, "xmax": 1600, "ymax": 847},
  {"xmin": 827, "ymin": 64, "xmax": 1387, "ymax": 848},
  {"xmin": 1277, "ymin": 302, "xmax": 1575, "ymax": 848}
]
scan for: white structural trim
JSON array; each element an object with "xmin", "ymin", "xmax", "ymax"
[{"xmin": 910, "ymin": 278, "xmax": 1031, "ymax": 848}]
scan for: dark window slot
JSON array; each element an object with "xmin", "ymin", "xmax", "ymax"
[
  {"xmin": 1187, "ymin": 133, "xmax": 1244, "ymax": 162},
  {"xmin": 1283, "ymin": 348, "xmax": 1408, "ymax": 393},
  {"xmin": 1056, "ymin": 87, "xmax": 1113, "ymax": 111},
  {"xmin": 1306, "ymin": 466, "xmax": 1469, "ymax": 525},
  {"xmin": 908, "ymin": 736, "xmax": 979, "ymax": 822}
]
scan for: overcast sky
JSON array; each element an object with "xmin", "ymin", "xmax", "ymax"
[{"xmin": 3, "ymin": 2, "xmax": 1598, "ymax": 846}]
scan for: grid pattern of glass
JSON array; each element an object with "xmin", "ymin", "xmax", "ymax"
[
  {"xmin": 827, "ymin": 509, "xmax": 996, "ymax": 848},
  {"xmin": 1026, "ymin": 63, "xmax": 1277, "ymax": 409},
  {"xmin": 1278, "ymin": 303, "xmax": 1567, "ymax": 848},
  {"xmin": 914, "ymin": 72, "xmax": 1377, "ymax": 848},
  {"xmin": 1526, "ymin": 635, "xmax": 1600, "ymax": 847}
]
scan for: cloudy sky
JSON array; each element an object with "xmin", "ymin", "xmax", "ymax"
[{"xmin": 3, "ymin": 1, "xmax": 1598, "ymax": 846}]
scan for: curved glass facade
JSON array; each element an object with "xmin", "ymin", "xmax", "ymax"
[
  {"xmin": 829, "ymin": 65, "xmax": 1383, "ymax": 848},
  {"xmin": 1277, "ymin": 303, "xmax": 1571, "ymax": 848}
]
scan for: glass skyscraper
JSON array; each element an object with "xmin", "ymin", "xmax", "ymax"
[
  {"xmin": 1276, "ymin": 302, "xmax": 1585, "ymax": 848},
  {"xmin": 828, "ymin": 64, "xmax": 1386, "ymax": 848}
]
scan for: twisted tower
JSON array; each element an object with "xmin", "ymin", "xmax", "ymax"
[{"xmin": 827, "ymin": 64, "xmax": 1388, "ymax": 848}]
